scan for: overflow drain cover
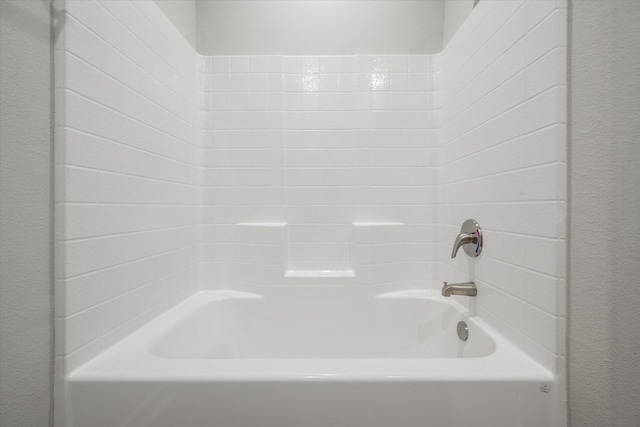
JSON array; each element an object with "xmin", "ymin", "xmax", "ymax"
[{"xmin": 457, "ymin": 321, "xmax": 469, "ymax": 341}]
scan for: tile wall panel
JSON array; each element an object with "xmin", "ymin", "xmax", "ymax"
[
  {"xmin": 56, "ymin": 0, "xmax": 201, "ymax": 372},
  {"xmin": 200, "ymin": 54, "xmax": 439, "ymax": 286},
  {"xmin": 438, "ymin": 0, "xmax": 567, "ymax": 372},
  {"xmin": 57, "ymin": 0, "xmax": 567, "ymax": 379}
]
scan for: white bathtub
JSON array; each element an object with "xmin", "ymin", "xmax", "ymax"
[{"xmin": 67, "ymin": 289, "xmax": 561, "ymax": 427}]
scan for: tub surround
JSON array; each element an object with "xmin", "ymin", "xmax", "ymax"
[
  {"xmin": 55, "ymin": 0, "xmax": 202, "ymax": 374},
  {"xmin": 55, "ymin": 1, "xmax": 567, "ymax": 426},
  {"xmin": 439, "ymin": 0, "xmax": 567, "ymax": 376},
  {"xmin": 198, "ymin": 54, "xmax": 439, "ymax": 289}
]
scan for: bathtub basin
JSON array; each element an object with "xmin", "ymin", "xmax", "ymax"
[{"xmin": 67, "ymin": 289, "xmax": 560, "ymax": 427}]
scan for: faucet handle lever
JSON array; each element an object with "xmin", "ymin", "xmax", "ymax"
[{"xmin": 450, "ymin": 219, "xmax": 483, "ymax": 258}]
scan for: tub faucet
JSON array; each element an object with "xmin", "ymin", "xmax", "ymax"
[
  {"xmin": 441, "ymin": 281, "xmax": 477, "ymax": 297},
  {"xmin": 451, "ymin": 219, "xmax": 483, "ymax": 258},
  {"xmin": 451, "ymin": 232, "xmax": 477, "ymax": 258}
]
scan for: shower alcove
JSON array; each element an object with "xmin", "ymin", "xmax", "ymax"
[{"xmin": 54, "ymin": 1, "xmax": 568, "ymax": 426}]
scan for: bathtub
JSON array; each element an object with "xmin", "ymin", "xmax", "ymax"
[{"xmin": 67, "ymin": 289, "xmax": 560, "ymax": 427}]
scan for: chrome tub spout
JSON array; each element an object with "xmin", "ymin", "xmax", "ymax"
[{"xmin": 441, "ymin": 281, "xmax": 477, "ymax": 297}]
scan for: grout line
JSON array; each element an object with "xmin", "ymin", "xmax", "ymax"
[
  {"xmin": 63, "ymin": 12, "xmax": 197, "ymax": 106},
  {"xmin": 438, "ymin": 123, "xmax": 562, "ymax": 167},
  {"xmin": 63, "ymin": 88, "xmax": 196, "ymax": 148},
  {"xmin": 61, "ymin": 243, "xmax": 196, "ymax": 281},
  {"xmin": 64, "ymin": 164, "xmax": 198, "ymax": 187},
  {"xmin": 62, "ymin": 126, "xmax": 194, "ymax": 168},
  {"xmin": 63, "ymin": 49, "xmax": 194, "ymax": 128},
  {"xmin": 64, "ymin": 224, "xmax": 196, "ymax": 243},
  {"xmin": 64, "ymin": 264, "xmax": 194, "ymax": 319},
  {"xmin": 443, "ymin": 85, "xmax": 565, "ymax": 148}
]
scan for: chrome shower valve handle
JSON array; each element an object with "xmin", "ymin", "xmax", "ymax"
[{"xmin": 451, "ymin": 219, "xmax": 483, "ymax": 258}]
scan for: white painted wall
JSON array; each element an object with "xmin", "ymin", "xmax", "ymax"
[
  {"xmin": 442, "ymin": 0, "xmax": 475, "ymax": 48},
  {"xmin": 0, "ymin": 1, "xmax": 52, "ymax": 426},
  {"xmin": 153, "ymin": 0, "xmax": 197, "ymax": 49},
  {"xmin": 569, "ymin": 0, "xmax": 640, "ymax": 425},
  {"xmin": 196, "ymin": 1, "xmax": 445, "ymax": 55}
]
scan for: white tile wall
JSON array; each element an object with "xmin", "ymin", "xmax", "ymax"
[
  {"xmin": 438, "ymin": 0, "xmax": 567, "ymax": 372},
  {"xmin": 57, "ymin": 0, "xmax": 566, "ymax": 378},
  {"xmin": 55, "ymin": 0, "xmax": 201, "ymax": 372},
  {"xmin": 199, "ymin": 54, "xmax": 438, "ymax": 287}
]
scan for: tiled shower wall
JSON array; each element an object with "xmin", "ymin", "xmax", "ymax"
[
  {"xmin": 438, "ymin": 0, "xmax": 567, "ymax": 372},
  {"xmin": 55, "ymin": 0, "xmax": 201, "ymax": 372},
  {"xmin": 198, "ymin": 55, "xmax": 440, "ymax": 288},
  {"xmin": 56, "ymin": 0, "xmax": 567, "ymax": 378}
]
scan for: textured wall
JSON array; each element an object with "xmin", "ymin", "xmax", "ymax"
[
  {"xmin": 56, "ymin": 0, "xmax": 201, "ymax": 373},
  {"xmin": 0, "ymin": 0, "xmax": 53, "ymax": 426},
  {"xmin": 153, "ymin": 0, "xmax": 196, "ymax": 49},
  {"xmin": 438, "ymin": 0, "xmax": 567, "ymax": 374},
  {"xmin": 196, "ymin": 1, "xmax": 444, "ymax": 55},
  {"xmin": 569, "ymin": 0, "xmax": 640, "ymax": 425}
]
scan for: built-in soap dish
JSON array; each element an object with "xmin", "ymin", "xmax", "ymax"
[
  {"xmin": 352, "ymin": 222, "xmax": 404, "ymax": 227},
  {"xmin": 236, "ymin": 222, "xmax": 287, "ymax": 227},
  {"xmin": 285, "ymin": 270, "xmax": 355, "ymax": 278}
]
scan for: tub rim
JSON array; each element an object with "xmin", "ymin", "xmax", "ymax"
[{"xmin": 68, "ymin": 289, "xmax": 555, "ymax": 384}]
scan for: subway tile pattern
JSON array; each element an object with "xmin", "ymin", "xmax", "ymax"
[
  {"xmin": 438, "ymin": 0, "xmax": 567, "ymax": 372},
  {"xmin": 55, "ymin": 0, "xmax": 201, "ymax": 372}
]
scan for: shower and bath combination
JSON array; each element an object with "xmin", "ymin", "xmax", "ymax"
[{"xmin": 55, "ymin": 1, "xmax": 568, "ymax": 426}]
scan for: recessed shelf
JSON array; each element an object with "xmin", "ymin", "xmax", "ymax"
[
  {"xmin": 236, "ymin": 222, "xmax": 287, "ymax": 227},
  {"xmin": 353, "ymin": 222, "xmax": 404, "ymax": 227},
  {"xmin": 285, "ymin": 270, "xmax": 355, "ymax": 278}
]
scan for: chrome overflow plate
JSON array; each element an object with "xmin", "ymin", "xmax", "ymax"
[{"xmin": 457, "ymin": 321, "xmax": 469, "ymax": 341}]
